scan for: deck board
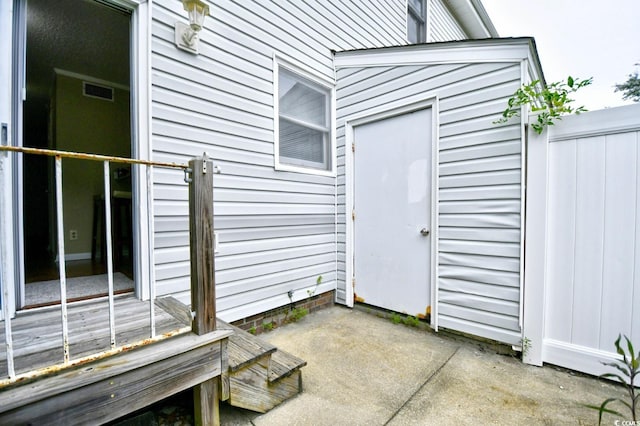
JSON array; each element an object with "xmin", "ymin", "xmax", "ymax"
[
  {"xmin": 0, "ymin": 295, "xmax": 189, "ymax": 379},
  {"xmin": 0, "ymin": 330, "xmax": 232, "ymax": 424}
]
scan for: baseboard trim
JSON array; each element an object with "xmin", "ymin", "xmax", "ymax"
[{"xmin": 55, "ymin": 252, "xmax": 92, "ymax": 262}]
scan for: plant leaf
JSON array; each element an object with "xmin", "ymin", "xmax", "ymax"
[
  {"xmin": 600, "ymin": 372, "xmax": 629, "ymax": 384},
  {"xmin": 590, "ymin": 398, "xmax": 625, "ymax": 425},
  {"xmin": 615, "ymin": 335, "xmax": 625, "ymax": 357},
  {"xmin": 494, "ymin": 76, "xmax": 590, "ymax": 133},
  {"xmin": 625, "ymin": 336, "xmax": 636, "ymax": 361},
  {"xmin": 602, "ymin": 362, "xmax": 631, "ymax": 378}
]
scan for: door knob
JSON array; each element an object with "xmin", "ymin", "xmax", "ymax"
[{"xmin": 420, "ymin": 228, "xmax": 429, "ymax": 236}]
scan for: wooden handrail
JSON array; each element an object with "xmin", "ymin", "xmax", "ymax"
[{"xmin": 0, "ymin": 145, "xmax": 188, "ymax": 169}]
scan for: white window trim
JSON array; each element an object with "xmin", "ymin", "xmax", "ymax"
[
  {"xmin": 273, "ymin": 54, "xmax": 336, "ymax": 177},
  {"xmin": 407, "ymin": 0, "xmax": 427, "ymax": 44}
]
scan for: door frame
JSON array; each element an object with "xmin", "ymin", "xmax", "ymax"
[
  {"xmin": 0, "ymin": 0, "xmax": 18, "ymax": 320},
  {"xmin": 1, "ymin": 0, "xmax": 153, "ymax": 316},
  {"xmin": 344, "ymin": 95, "xmax": 440, "ymax": 329}
]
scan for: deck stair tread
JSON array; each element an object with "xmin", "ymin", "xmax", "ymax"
[
  {"xmin": 154, "ymin": 296, "xmax": 306, "ymax": 412},
  {"xmin": 268, "ymin": 349, "xmax": 307, "ymax": 384},
  {"xmin": 217, "ymin": 320, "xmax": 277, "ymax": 373},
  {"xmin": 156, "ymin": 295, "xmax": 277, "ymax": 370},
  {"xmin": 221, "ymin": 322, "xmax": 306, "ymax": 413}
]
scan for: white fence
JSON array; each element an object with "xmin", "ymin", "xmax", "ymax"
[{"xmin": 523, "ymin": 103, "xmax": 640, "ymax": 376}]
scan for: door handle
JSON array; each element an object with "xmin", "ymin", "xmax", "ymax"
[{"xmin": 420, "ymin": 228, "xmax": 429, "ymax": 236}]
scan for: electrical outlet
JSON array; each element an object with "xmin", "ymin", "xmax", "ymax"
[{"xmin": 69, "ymin": 229, "xmax": 78, "ymax": 241}]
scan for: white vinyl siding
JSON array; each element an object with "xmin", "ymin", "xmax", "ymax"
[
  {"xmin": 335, "ymin": 44, "xmax": 526, "ymax": 345},
  {"xmin": 149, "ymin": 0, "xmax": 406, "ymax": 322},
  {"xmin": 428, "ymin": 0, "xmax": 468, "ymax": 42}
]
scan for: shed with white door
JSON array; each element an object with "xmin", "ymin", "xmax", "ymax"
[{"xmin": 334, "ymin": 38, "xmax": 544, "ymax": 346}]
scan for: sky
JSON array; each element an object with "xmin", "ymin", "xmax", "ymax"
[{"xmin": 481, "ymin": 0, "xmax": 640, "ymax": 111}]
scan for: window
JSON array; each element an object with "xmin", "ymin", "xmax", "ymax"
[
  {"xmin": 408, "ymin": 0, "xmax": 427, "ymax": 43},
  {"xmin": 276, "ymin": 64, "xmax": 333, "ymax": 174}
]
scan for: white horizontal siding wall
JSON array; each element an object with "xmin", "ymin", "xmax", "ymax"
[
  {"xmin": 149, "ymin": 0, "xmax": 406, "ymax": 322},
  {"xmin": 542, "ymin": 105, "xmax": 640, "ymax": 375},
  {"xmin": 428, "ymin": 0, "xmax": 468, "ymax": 42},
  {"xmin": 336, "ymin": 58, "xmax": 524, "ymax": 345}
]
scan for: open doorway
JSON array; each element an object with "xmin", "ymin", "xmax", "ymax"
[{"xmin": 20, "ymin": 0, "xmax": 134, "ymax": 308}]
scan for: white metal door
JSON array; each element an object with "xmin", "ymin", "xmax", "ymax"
[{"xmin": 353, "ymin": 108, "xmax": 432, "ymax": 317}]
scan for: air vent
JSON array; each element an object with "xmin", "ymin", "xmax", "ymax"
[{"xmin": 83, "ymin": 82, "xmax": 114, "ymax": 101}]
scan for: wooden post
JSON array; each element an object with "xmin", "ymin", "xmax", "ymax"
[{"xmin": 188, "ymin": 154, "xmax": 219, "ymax": 425}]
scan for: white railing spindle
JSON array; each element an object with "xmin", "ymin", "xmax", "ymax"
[
  {"xmin": 103, "ymin": 161, "xmax": 116, "ymax": 348},
  {"xmin": 147, "ymin": 164, "xmax": 156, "ymax": 338},
  {"xmin": 0, "ymin": 146, "xmax": 192, "ymax": 382},
  {"xmin": 1, "ymin": 252, "xmax": 15, "ymax": 379},
  {"xmin": 55, "ymin": 156, "xmax": 70, "ymax": 365}
]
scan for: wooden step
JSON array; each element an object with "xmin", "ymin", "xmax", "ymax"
[
  {"xmin": 220, "ymin": 323, "xmax": 306, "ymax": 413},
  {"xmin": 222, "ymin": 322, "xmax": 277, "ymax": 373},
  {"xmin": 269, "ymin": 348, "xmax": 307, "ymax": 384},
  {"xmin": 154, "ymin": 297, "xmax": 306, "ymax": 413},
  {"xmin": 155, "ymin": 297, "xmax": 277, "ymax": 372}
]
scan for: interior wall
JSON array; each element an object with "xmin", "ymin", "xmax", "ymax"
[{"xmin": 54, "ymin": 73, "xmax": 130, "ymax": 256}]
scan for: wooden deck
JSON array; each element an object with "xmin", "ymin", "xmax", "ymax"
[
  {"xmin": 0, "ymin": 294, "xmax": 190, "ymax": 381},
  {"xmin": 0, "ymin": 295, "xmax": 233, "ymax": 424},
  {"xmin": 0, "ymin": 153, "xmax": 231, "ymax": 424},
  {"xmin": 0, "ymin": 326, "xmax": 232, "ymax": 424}
]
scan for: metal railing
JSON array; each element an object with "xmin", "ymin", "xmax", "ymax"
[{"xmin": 0, "ymin": 146, "xmax": 192, "ymax": 383}]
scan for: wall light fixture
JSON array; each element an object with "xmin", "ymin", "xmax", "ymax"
[{"xmin": 175, "ymin": 0, "xmax": 210, "ymax": 54}]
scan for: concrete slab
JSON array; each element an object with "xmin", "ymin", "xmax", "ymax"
[
  {"xmin": 386, "ymin": 345, "xmax": 625, "ymax": 425},
  {"xmin": 220, "ymin": 306, "xmax": 629, "ymax": 425}
]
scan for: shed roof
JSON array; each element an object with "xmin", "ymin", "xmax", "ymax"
[{"xmin": 334, "ymin": 37, "xmax": 545, "ymax": 87}]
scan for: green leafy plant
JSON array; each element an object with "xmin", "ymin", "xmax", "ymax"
[
  {"xmin": 307, "ymin": 275, "xmax": 322, "ymax": 298},
  {"xmin": 586, "ymin": 334, "xmax": 639, "ymax": 425},
  {"xmin": 262, "ymin": 321, "xmax": 274, "ymax": 332},
  {"xmin": 390, "ymin": 313, "xmax": 402, "ymax": 325},
  {"xmin": 288, "ymin": 307, "xmax": 308, "ymax": 322},
  {"xmin": 282, "ymin": 275, "xmax": 321, "ymax": 324},
  {"xmin": 615, "ymin": 64, "xmax": 640, "ymax": 102},
  {"xmin": 389, "ymin": 313, "xmax": 421, "ymax": 327},
  {"xmin": 402, "ymin": 315, "xmax": 421, "ymax": 327},
  {"xmin": 248, "ymin": 326, "xmax": 257, "ymax": 335},
  {"xmin": 494, "ymin": 76, "xmax": 593, "ymax": 134}
]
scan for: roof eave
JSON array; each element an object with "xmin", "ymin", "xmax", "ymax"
[
  {"xmin": 335, "ymin": 38, "xmax": 540, "ymax": 70},
  {"xmin": 444, "ymin": 0, "xmax": 499, "ymax": 39}
]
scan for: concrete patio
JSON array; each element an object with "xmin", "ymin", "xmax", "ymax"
[{"xmin": 220, "ymin": 305, "xmax": 628, "ymax": 426}]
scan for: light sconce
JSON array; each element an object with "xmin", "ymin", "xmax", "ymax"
[{"xmin": 175, "ymin": 0, "xmax": 210, "ymax": 54}]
